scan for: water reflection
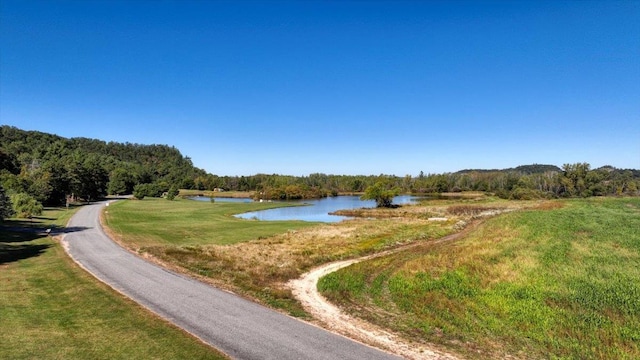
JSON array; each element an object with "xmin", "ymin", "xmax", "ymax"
[{"xmin": 233, "ymin": 195, "xmax": 417, "ymax": 223}]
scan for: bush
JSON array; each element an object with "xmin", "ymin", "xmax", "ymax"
[
  {"xmin": 166, "ymin": 186, "xmax": 179, "ymax": 201},
  {"xmin": 10, "ymin": 192, "xmax": 43, "ymax": 218},
  {"xmin": 133, "ymin": 183, "xmax": 167, "ymax": 200},
  {"xmin": 133, "ymin": 184, "xmax": 146, "ymax": 200},
  {"xmin": 509, "ymin": 187, "xmax": 549, "ymax": 200}
]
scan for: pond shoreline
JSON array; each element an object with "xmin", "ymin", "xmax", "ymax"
[{"xmin": 228, "ymin": 195, "xmax": 420, "ymax": 223}]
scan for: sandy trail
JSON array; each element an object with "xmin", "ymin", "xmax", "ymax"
[
  {"xmin": 288, "ymin": 208, "xmax": 521, "ymax": 359},
  {"xmin": 287, "ymin": 231, "xmax": 469, "ymax": 360}
]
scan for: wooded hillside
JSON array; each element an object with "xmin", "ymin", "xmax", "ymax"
[{"xmin": 1, "ymin": 126, "xmax": 205, "ymax": 205}]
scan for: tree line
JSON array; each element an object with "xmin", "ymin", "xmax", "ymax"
[
  {"xmin": 0, "ymin": 126, "xmax": 205, "ymax": 217},
  {"xmin": 1, "ymin": 125, "xmax": 638, "ymax": 218}
]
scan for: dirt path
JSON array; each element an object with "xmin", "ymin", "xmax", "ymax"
[{"xmin": 287, "ymin": 228, "xmax": 476, "ymax": 360}]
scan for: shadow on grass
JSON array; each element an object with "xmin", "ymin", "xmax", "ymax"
[
  {"xmin": 0, "ymin": 222, "xmax": 88, "ymax": 264},
  {"xmin": 0, "ymin": 225, "xmax": 90, "ymax": 238},
  {"xmin": 0, "ymin": 229, "xmax": 50, "ymax": 264},
  {"xmin": 3, "ymin": 219, "xmax": 48, "ymax": 228},
  {"xmin": 0, "ymin": 230, "xmax": 46, "ymax": 244},
  {"xmin": 0, "ymin": 242, "xmax": 51, "ymax": 265}
]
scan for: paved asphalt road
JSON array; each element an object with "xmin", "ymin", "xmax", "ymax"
[{"xmin": 63, "ymin": 201, "xmax": 401, "ymax": 360}]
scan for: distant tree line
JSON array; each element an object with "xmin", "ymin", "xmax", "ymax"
[
  {"xmin": 206, "ymin": 164, "xmax": 639, "ymax": 201},
  {"xmin": 1, "ymin": 125, "xmax": 638, "ymax": 219}
]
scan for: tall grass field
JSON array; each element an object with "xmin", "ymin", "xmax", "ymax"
[{"xmin": 318, "ymin": 198, "xmax": 640, "ymax": 359}]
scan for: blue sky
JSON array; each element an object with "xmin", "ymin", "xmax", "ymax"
[{"xmin": 2, "ymin": 0, "xmax": 639, "ymax": 176}]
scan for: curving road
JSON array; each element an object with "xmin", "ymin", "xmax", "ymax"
[{"xmin": 62, "ymin": 201, "xmax": 401, "ymax": 360}]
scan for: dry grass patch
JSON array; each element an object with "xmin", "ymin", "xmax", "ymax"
[
  {"xmin": 144, "ymin": 216, "xmax": 455, "ymax": 315},
  {"xmin": 438, "ymin": 192, "xmax": 486, "ymax": 199},
  {"xmin": 332, "ymin": 203, "xmax": 443, "ymax": 219},
  {"xmin": 446, "ymin": 205, "xmax": 502, "ymax": 216},
  {"xmin": 531, "ymin": 200, "xmax": 565, "ymax": 210}
]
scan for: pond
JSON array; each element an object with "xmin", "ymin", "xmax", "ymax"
[{"xmin": 207, "ymin": 195, "xmax": 419, "ymax": 223}]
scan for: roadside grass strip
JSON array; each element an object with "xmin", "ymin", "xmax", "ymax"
[{"xmin": 0, "ymin": 206, "xmax": 227, "ymax": 360}]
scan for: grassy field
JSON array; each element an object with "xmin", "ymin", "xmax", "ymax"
[
  {"xmin": 177, "ymin": 189, "xmax": 254, "ymax": 198},
  {"xmin": 103, "ymin": 197, "xmax": 460, "ymax": 315},
  {"xmin": 318, "ymin": 198, "xmax": 640, "ymax": 359},
  {"xmin": 0, "ymin": 207, "xmax": 227, "ymax": 360},
  {"xmin": 103, "ymin": 197, "xmax": 317, "ymax": 247}
]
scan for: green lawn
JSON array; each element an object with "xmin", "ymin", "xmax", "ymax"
[
  {"xmin": 0, "ymin": 207, "xmax": 227, "ymax": 360},
  {"xmin": 104, "ymin": 197, "xmax": 318, "ymax": 247},
  {"xmin": 318, "ymin": 198, "xmax": 640, "ymax": 359}
]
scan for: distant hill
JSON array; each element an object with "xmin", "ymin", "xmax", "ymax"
[
  {"xmin": 512, "ymin": 164, "xmax": 563, "ymax": 174},
  {"xmin": 456, "ymin": 164, "xmax": 562, "ymax": 174}
]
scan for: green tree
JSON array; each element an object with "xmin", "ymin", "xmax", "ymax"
[
  {"xmin": 23, "ymin": 167, "xmax": 54, "ymax": 204},
  {"xmin": 10, "ymin": 192, "xmax": 43, "ymax": 218},
  {"xmin": 0, "ymin": 185, "xmax": 15, "ymax": 220},
  {"xmin": 560, "ymin": 163, "xmax": 591, "ymax": 197},
  {"xmin": 361, "ymin": 181, "xmax": 399, "ymax": 208},
  {"xmin": 108, "ymin": 167, "xmax": 135, "ymax": 195}
]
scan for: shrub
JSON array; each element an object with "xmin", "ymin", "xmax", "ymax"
[
  {"xmin": 133, "ymin": 183, "xmax": 166, "ymax": 200},
  {"xmin": 509, "ymin": 187, "xmax": 549, "ymax": 200},
  {"xmin": 166, "ymin": 186, "xmax": 179, "ymax": 201},
  {"xmin": 10, "ymin": 192, "xmax": 43, "ymax": 218}
]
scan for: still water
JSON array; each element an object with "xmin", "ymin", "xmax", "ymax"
[
  {"xmin": 217, "ymin": 195, "xmax": 419, "ymax": 223},
  {"xmin": 191, "ymin": 196, "xmax": 253, "ymax": 203}
]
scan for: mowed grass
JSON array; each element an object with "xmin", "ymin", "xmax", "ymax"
[
  {"xmin": 0, "ymin": 207, "xmax": 227, "ymax": 360},
  {"xmin": 104, "ymin": 197, "xmax": 323, "ymax": 313},
  {"xmin": 104, "ymin": 197, "xmax": 458, "ymax": 316},
  {"xmin": 318, "ymin": 198, "xmax": 640, "ymax": 359},
  {"xmin": 104, "ymin": 197, "xmax": 317, "ymax": 247}
]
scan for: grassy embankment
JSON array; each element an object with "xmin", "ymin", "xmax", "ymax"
[
  {"xmin": 0, "ymin": 206, "xmax": 227, "ymax": 360},
  {"xmin": 103, "ymin": 197, "xmax": 462, "ymax": 316},
  {"xmin": 319, "ymin": 198, "xmax": 640, "ymax": 359}
]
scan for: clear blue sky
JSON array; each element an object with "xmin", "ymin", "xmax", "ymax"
[{"xmin": 2, "ymin": 0, "xmax": 639, "ymax": 176}]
